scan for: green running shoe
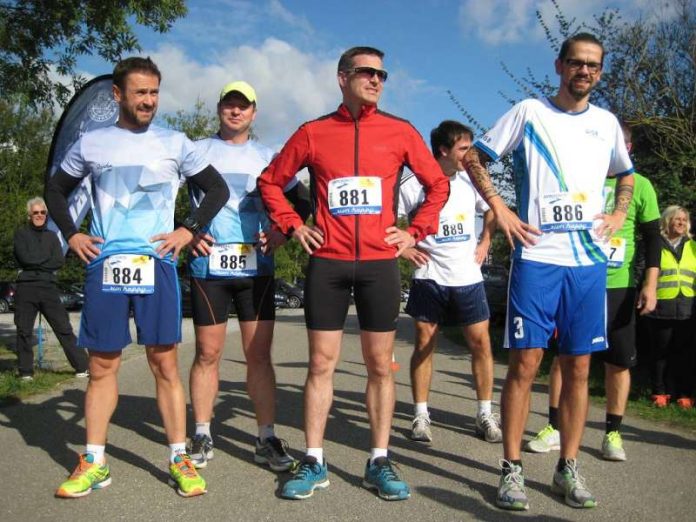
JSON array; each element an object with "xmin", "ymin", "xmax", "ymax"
[
  {"xmin": 55, "ymin": 453, "xmax": 111, "ymax": 498},
  {"xmin": 168, "ymin": 454, "xmax": 207, "ymax": 497},
  {"xmin": 602, "ymin": 430, "xmax": 626, "ymax": 461},
  {"xmin": 525, "ymin": 424, "xmax": 560, "ymax": 453},
  {"xmin": 551, "ymin": 459, "xmax": 597, "ymax": 508}
]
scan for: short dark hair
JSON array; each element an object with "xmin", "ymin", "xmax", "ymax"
[
  {"xmin": 430, "ymin": 120, "xmax": 474, "ymax": 157},
  {"xmin": 337, "ymin": 46, "xmax": 384, "ymax": 72},
  {"xmin": 113, "ymin": 57, "xmax": 161, "ymax": 90},
  {"xmin": 558, "ymin": 32, "xmax": 605, "ymax": 64}
]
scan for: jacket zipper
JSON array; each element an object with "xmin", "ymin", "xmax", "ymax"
[{"xmin": 353, "ymin": 117, "xmax": 360, "ymax": 260}]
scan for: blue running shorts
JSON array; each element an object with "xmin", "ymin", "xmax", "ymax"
[
  {"xmin": 505, "ymin": 259, "xmax": 607, "ymax": 355},
  {"xmin": 78, "ymin": 257, "xmax": 182, "ymax": 351},
  {"xmin": 405, "ymin": 279, "xmax": 489, "ymax": 326}
]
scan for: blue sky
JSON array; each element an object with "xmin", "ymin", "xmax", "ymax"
[{"xmin": 74, "ymin": 0, "xmax": 666, "ymax": 150}]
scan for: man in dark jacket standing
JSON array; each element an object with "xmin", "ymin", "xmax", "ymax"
[{"xmin": 13, "ymin": 196, "xmax": 88, "ymax": 379}]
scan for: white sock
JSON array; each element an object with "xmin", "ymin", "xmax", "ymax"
[
  {"xmin": 195, "ymin": 422, "xmax": 211, "ymax": 438},
  {"xmin": 414, "ymin": 402, "xmax": 429, "ymax": 417},
  {"xmin": 85, "ymin": 444, "xmax": 105, "ymax": 464},
  {"xmin": 370, "ymin": 448, "xmax": 388, "ymax": 464},
  {"xmin": 169, "ymin": 442, "xmax": 187, "ymax": 463},
  {"xmin": 478, "ymin": 400, "xmax": 492, "ymax": 417},
  {"xmin": 306, "ymin": 447, "xmax": 323, "ymax": 465},
  {"xmin": 258, "ymin": 424, "xmax": 275, "ymax": 442}
]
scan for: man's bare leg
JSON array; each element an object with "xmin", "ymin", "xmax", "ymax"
[
  {"xmin": 190, "ymin": 324, "xmax": 227, "ymax": 424},
  {"xmin": 410, "ymin": 321, "xmax": 438, "ymax": 403},
  {"xmin": 240, "ymin": 320, "xmax": 276, "ymax": 426},
  {"xmin": 147, "ymin": 344, "xmax": 187, "ymax": 445},
  {"xmin": 557, "ymin": 354, "xmax": 591, "ymax": 460},
  {"xmin": 361, "ymin": 330, "xmax": 397, "ymax": 449},
  {"xmin": 462, "ymin": 320, "xmax": 493, "ymax": 401},
  {"xmin": 85, "ymin": 351, "xmax": 122, "ymax": 446}
]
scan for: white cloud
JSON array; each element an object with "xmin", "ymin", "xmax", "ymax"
[
  {"xmin": 148, "ymin": 38, "xmax": 338, "ymax": 146},
  {"xmin": 458, "ymin": 0, "xmax": 656, "ymax": 45}
]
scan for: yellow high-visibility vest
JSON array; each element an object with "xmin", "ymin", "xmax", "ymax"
[{"xmin": 656, "ymin": 239, "xmax": 696, "ymax": 299}]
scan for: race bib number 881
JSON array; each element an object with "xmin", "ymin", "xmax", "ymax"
[{"xmin": 328, "ymin": 176, "xmax": 382, "ymax": 216}]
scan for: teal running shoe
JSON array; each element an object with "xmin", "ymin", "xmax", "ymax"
[
  {"xmin": 281, "ymin": 456, "xmax": 329, "ymax": 499},
  {"xmin": 362, "ymin": 457, "xmax": 410, "ymax": 500}
]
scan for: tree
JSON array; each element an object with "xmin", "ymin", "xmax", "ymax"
[
  {"xmin": 450, "ymin": 0, "xmax": 696, "ymax": 263},
  {"xmin": 0, "ymin": 0, "xmax": 187, "ymax": 107}
]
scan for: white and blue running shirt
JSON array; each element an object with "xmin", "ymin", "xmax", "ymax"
[
  {"xmin": 475, "ymin": 98, "xmax": 634, "ymax": 267},
  {"xmin": 399, "ymin": 171, "xmax": 489, "ymax": 286},
  {"xmin": 60, "ymin": 124, "xmax": 209, "ymax": 263},
  {"xmin": 188, "ymin": 136, "xmax": 298, "ymax": 279}
]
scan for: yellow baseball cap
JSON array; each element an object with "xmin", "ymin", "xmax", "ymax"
[{"xmin": 219, "ymin": 81, "xmax": 257, "ymax": 104}]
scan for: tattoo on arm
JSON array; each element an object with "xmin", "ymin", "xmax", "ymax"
[
  {"xmin": 614, "ymin": 183, "xmax": 634, "ymax": 214},
  {"xmin": 463, "ymin": 148, "xmax": 499, "ymax": 203}
]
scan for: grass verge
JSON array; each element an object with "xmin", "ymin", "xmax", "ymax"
[
  {"xmin": 0, "ymin": 346, "xmax": 76, "ymax": 405},
  {"xmin": 443, "ymin": 323, "xmax": 696, "ymax": 432}
]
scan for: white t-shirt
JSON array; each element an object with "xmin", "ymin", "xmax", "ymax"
[
  {"xmin": 61, "ymin": 124, "xmax": 209, "ymax": 262},
  {"xmin": 399, "ymin": 171, "xmax": 489, "ymax": 286},
  {"xmin": 188, "ymin": 136, "xmax": 298, "ymax": 278},
  {"xmin": 474, "ymin": 97, "xmax": 634, "ymax": 267}
]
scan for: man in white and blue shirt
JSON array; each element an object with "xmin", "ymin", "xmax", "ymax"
[
  {"xmin": 46, "ymin": 57, "xmax": 228, "ymax": 499},
  {"xmin": 185, "ymin": 81, "xmax": 310, "ymax": 472},
  {"xmin": 463, "ymin": 33, "xmax": 634, "ymax": 511}
]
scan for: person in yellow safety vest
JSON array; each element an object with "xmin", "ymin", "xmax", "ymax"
[{"xmin": 648, "ymin": 205, "xmax": 696, "ymax": 409}]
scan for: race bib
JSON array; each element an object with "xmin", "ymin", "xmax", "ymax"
[
  {"xmin": 102, "ymin": 255, "xmax": 155, "ymax": 294},
  {"xmin": 435, "ymin": 213, "xmax": 471, "ymax": 243},
  {"xmin": 208, "ymin": 243, "xmax": 258, "ymax": 277},
  {"xmin": 328, "ymin": 176, "xmax": 382, "ymax": 215},
  {"xmin": 539, "ymin": 191, "xmax": 592, "ymax": 232},
  {"xmin": 600, "ymin": 237, "xmax": 626, "ymax": 268}
]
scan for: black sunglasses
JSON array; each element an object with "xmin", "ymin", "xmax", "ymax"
[
  {"xmin": 345, "ymin": 66, "xmax": 388, "ymax": 82},
  {"xmin": 31, "ymin": 210, "xmax": 47, "ymax": 216}
]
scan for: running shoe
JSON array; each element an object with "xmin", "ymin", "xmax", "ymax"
[
  {"xmin": 55, "ymin": 453, "xmax": 111, "ymax": 498},
  {"xmin": 496, "ymin": 460, "xmax": 529, "ymax": 511},
  {"xmin": 280, "ymin": 456, "xmax": 329, "ymax": 499},
  {"xmin": 551, "ymin": 459, "xmax": 597, "ymax": 508},
  {"xmin": 677, "ymin": 397, "xmax": 694, "ymax": 409},
  {"xmin": 524, "ymin": 424, "xmax": 561, "ymax": 453},
  {"xmin": 651, "ymin": 394, "xmax": 670, "ymax": 408},
  {"xmin": 254, "ymin": 436, "xmax": 297, "ymax": 472},
  {"xmin": 188, "ymin": 434, "xmax": 214, "ymax": 469},
  {"xmin": 410, "ymin": 413, "xmax": 432, "ymax": 443},
  {"xmin": 475, "ymin": 412, "xmax": 502, "ymax": 443},
  {"xmin": 601, "ymin": 430, "xmax": 626, "ymax": 461},
  {"xmin": 362, "ymin": 457, "xmax": 410, "ymax": 500},
  {"xmin": 168, "ymin": 454, "xmax": 207, "ymax": 497}
]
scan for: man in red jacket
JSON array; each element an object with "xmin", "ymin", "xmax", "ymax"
[{"xmin": 258, "ymin": 46, "xmax": 449, "ymax": 501}]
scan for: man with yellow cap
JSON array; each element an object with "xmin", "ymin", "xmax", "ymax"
[{"xmin": 185, "ymin": 81, "xmax": 311, "ymax": 470}]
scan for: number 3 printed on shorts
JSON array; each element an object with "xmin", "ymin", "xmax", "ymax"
[{"xmin": 513, "ymin": 316, "xmax": 524, "ymax": 339}]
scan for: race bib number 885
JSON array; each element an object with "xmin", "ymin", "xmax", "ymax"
[{"xmin": 209, "ymin": 243, "xmax": 258, "ymax": 277}]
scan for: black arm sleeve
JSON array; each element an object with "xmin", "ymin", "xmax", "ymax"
[
  {"xmin": 284, "ymin": 181, "xmax": 312, "ymax": 223},
  {"xmin": 44, "ymin": 169, "xmax": 82, "ymax": 240},
  {"xmin": 639, "ymin": 219, "xmax": 661, "ymax": 269},
  {"xmin": 187, "ymin": 165, "xmax": 229, "ymax": 229}
]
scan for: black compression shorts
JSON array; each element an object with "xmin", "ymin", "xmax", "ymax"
[
  {"xmin": 305, "ymin": 257, "xmax": 400, "ymax": 332},
  {"xmin": 190, "ymin": 276, "xmax": 275, "ymax": 326},
  {"xmin": 594, "ymin": 287, "xmax": 637, "ymax": 368}
]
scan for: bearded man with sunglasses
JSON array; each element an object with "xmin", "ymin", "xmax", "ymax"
[
  {"xmin": 13, "ymin": 197, "xmax": 89, "ymax": 379},
  {"xmin": 259, "ymin": 46, "xmax": 449, "ymax": 501}
]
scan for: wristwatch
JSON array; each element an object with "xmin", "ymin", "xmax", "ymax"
[{"xmin": 182, "ymin": 216, "xmax": 201, "ymax": 234}]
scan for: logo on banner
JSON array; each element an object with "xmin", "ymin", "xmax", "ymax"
[{"xmin": 88, "ymin": 92, "xmax": 118, "ymax": 122}]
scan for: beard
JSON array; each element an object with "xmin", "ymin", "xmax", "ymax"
[
  {"xmin": 120, "ymin": 104, "xmax": 156, "ymax": 129},
  {"xmin": 567, "ymin": 75, "xmax": 596, "ymax": 101}
]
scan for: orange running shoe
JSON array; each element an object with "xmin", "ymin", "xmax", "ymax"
[
  {"xmin": 651, "ymin": 394, "xmax": 670, "ymax": 408},
  {"xmin": 676, "ymin": 397, "xmax": 694, "ymax": 409}
]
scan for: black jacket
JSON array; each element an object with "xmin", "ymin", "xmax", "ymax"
[{"xmin": 13, "ymin": 223, "xmax": 64, "ymax": 283}]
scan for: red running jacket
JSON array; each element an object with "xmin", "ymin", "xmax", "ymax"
[{"xmin": 258, "ymin": 104, "xmax": 450, "ymax": 261}]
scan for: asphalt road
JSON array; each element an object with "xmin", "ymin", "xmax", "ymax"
[{"xmin": 1, "ymin": 308, "xmax": 695, "ymax": 521}]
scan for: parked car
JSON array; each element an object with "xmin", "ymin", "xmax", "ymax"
[
  {"xmin": 274, "ymin": 290, "xmax": 288, "ymax": 308},
  {"xmin": 481, "ymin": 264, "xmax": 509, "ymax": 319},
  {"xmin": 57, "ymin": 282, "xmax": 84, "ymax": 310},
  {"xmin": 0, "ymin": 282, "xmax": 16, "ymax": 313},
  {"xmin": 276, "ymin": 279, "xmax": 304, "ymax": 309}
]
